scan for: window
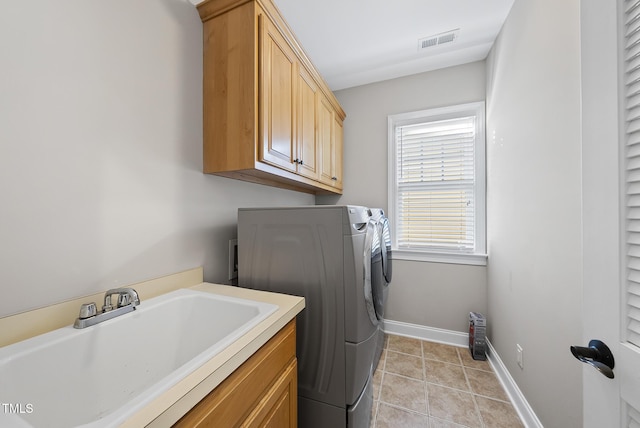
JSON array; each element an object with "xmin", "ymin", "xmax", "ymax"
[{"xmin": 388, "ymin": 102, "xmax": 486, "ymax": 265}]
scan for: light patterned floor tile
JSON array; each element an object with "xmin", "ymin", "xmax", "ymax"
[
  {"xmin": 475, "ymin": 396, "xmax": 525, "ymax": 428},
  {"xmin": 427, "ymin": 384, "xmax": 482, "ymax": 428},
  {"xmin": 379, "ymin": 372, "xmax": 427, "ymax": 414},
  {"xmin": 422, "ymin": 341, "xmax": 461, "ymax": 364},
  {"xmin": 429, "ymin": 417, "xmax": 472, "ymax": 428},
  {"xmin": 375, "ymin": 403, "xmax": 429, "ymax": 428},
  {"xmin": 465, "ymin": 367, "xmax": 509, "ymax": 401},
  {"xmin": 386, "ymin": 350, "xmax": 424, "ymax": 380},
  {"xmin": 388, "ymin": 335, "xmax": 423, "ymax": 356},
  {"xmin": 424, "ymin": 360, "xmax": 470, "ymax": 391},
  {"xmin": 370, "ymin": 335, "xmax": 524, "ymax": 428}
]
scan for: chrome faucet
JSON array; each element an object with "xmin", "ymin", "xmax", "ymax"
[
  {"xmin": 102, "ymin": 287, "xmax": 140, "ymax": 312},
  {"xmin": 74, "ymin": 287, "xmax": 141, "ymax": 329}
]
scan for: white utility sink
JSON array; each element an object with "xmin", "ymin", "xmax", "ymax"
[{"xmin": 0, "ymin": 288, "xmax": 278, "ymax": 427}]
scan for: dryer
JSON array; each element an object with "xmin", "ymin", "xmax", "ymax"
[{"xmin": 238, "ymin": 206, "xmax": 381, "ymax": 428}]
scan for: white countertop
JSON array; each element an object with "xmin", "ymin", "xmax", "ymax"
[{"xmin": 122, "ymin": 282, "xmax": 305, "ymax": 427}]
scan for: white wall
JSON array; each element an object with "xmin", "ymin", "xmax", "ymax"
[
  {"xmin": 319, "ymin": 62, "xmax": 487, "ymax": 333},
  {"xmin": 485, "ymin": 0, "xmax": 583, "ymax": 426},
  {"xmin": 0, "ymin": 0, "xmax": 313, "ymax": 318}
]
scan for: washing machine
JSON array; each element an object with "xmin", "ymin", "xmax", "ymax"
[
  {"xmin": 237, "ymin": 206, "xmax": 382, "ymax": 428},
  {"xmin": 370, "ymin": 208, "xmax": 392, "ymax": 368}
]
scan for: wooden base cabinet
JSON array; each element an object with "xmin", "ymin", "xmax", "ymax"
[
  {"xmin": 197, "ymin": 0, "xmax": 345, "ymax": 195},
  {"xmin": 173, "ymin": 320, "xmax": 297, "ymax": 428}
]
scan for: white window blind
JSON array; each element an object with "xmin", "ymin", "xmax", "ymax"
[
  {"xmin": 388, "ymin": 102, "xmax": 486, "ymax": 264},
  {"xmin": 395, "ymin": 117, "xmax": 476, "ymax": 250},
  {"xmin": 624, "ymin": 0, "xmax": 640, "ymax": 348}
]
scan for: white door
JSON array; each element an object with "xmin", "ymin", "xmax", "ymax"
[{"xmin": 581, "ymin": 1, "xmax": 640, "ymax": 426}]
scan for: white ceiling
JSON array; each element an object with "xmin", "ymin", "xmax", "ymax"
[{"xmin": 272, "ymin": 0, "xmax": 515, "ymax": 91}]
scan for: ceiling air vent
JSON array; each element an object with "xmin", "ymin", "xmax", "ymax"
[{"xmin": 418, "ymin": 29, "xmax": 459, "ymax": 52}]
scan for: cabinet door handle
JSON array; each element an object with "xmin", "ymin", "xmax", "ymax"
[
  {"xmin": 299, "ymin": 160, "xmax": 304, "ymax": 165},
  {"xmin": 331, "ymin": 176, "xmax": 337, "ymax": 180}
]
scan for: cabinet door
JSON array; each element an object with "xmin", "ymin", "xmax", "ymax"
[
  {"xmin": 317, "ymin": 94, "xmax": 343, "ymax": 190},
  {"xmin": 296, "ymin": 66, "xmax": 319, "ymax": 180},
  {"xmin": 242, "ymin": 359, "xmax": 297, "ymax": 428},
  {"xmin": 331, "ymin": 115, "xmax": 343, "ymax": 190},
  {"xmin": 260, "ymin": 16, "xmax": 296, "ymax": 172},
  {"xmin": 317, "ymin": 94, "xmax": 334, "ymax": 185}
]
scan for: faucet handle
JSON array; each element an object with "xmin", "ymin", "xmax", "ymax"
[
  {"xmin": 78, "ymin": 302, "xmax": 97, "ymax": 320},
  {"xmin": 118, "ymin": 294, "xmax": 129, "ymax": 307},
  {"xmin": 118, "ymin": 288, "xmax": 140, "ymax": 308}
]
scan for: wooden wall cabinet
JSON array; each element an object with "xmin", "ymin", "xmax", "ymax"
[
  {"xmin": 197, "ymin": 0, "xmax": 345, "ymax": 194},
  {"xmin": 317, "ymin": 94, "xmax": 344, "ymax": 190},
  {"xmin": 174, "ymin": 320, "xmax": 297, "ymax": 428}
]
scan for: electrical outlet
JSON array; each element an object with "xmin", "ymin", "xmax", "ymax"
[
  {"xmin": 228, "ymin": 239, "xmax": 238, "ymax": 280},
  {"xmin": 516, "ymin": 344, "xmax": 524, "ymax": 369}
]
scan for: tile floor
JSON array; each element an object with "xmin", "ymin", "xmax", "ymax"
[{"xmin": 370, "ymin": 334, "xmax": 525, "ymax": 428}]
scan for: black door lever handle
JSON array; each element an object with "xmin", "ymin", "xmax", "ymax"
[{"xmin": 570, "ymin": 340, "xmax": 615, "ymax": 379}]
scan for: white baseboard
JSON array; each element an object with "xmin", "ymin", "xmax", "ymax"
[
  {"xmin": 383, "ymin": 319, "xmax": 543, "ymax": 428},
  {"xmin": 485, "ymin": 339, "xmax": 544, "ymax": 428},
  {"xmin": 383, "ymin": 318, "xmax": 469, "ymax": 347}
]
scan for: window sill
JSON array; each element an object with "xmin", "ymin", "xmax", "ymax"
[{"xmin": 392, "ymin": 249, "xmax": 487, "ymax": 266}]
